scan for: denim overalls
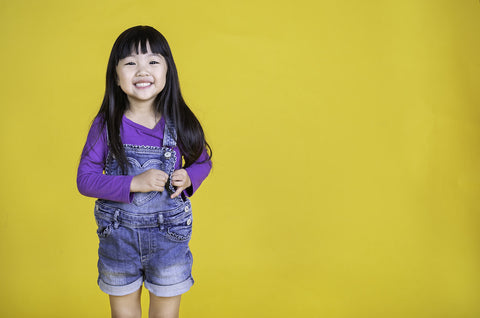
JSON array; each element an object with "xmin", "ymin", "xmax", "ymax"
[{"xmin": 93, "ymin": 122, "xmax": 194, "ymax": 297}]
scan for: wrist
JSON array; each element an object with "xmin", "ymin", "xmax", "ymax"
[{"xmin": 130, "ymin": 176, "xmax": 139, "ymax": 192}]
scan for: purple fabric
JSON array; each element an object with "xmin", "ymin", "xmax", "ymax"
[{"xmin": 77, "ymin": 115, "xmax": 212, "ymax": 203}]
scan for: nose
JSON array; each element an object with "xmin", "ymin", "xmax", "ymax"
[
  {"xmin": 135, "ymin": 61, "xmax": 150, "ymax": 76},
  {"xmin": 136, "ymin": 68, "xmax": 149, "ymax": 77}
]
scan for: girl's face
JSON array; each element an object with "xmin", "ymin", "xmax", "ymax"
[{"xmin": 116, "ymin": 41, "xmax": 168, "ymax": 108}]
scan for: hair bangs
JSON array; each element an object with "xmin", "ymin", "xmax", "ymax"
[{"xmin": 113, "ymin": 26, "xmax": 169, "ymax": 64}]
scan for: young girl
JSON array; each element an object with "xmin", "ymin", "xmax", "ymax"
[{"xmin": 77, "ymin": 26, "xmax": 212, "ymax": 318}]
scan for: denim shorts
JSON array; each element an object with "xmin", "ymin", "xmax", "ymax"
[{"xmin": 94, "ymin": 201, "xmax": 194, "ymax": 297}]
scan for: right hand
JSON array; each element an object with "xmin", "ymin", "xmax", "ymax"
[{"xmin": 130, "ymin": 169, "xmax": 169, "ymax": 193}]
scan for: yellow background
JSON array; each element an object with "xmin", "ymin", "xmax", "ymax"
[{"xmin": 1, "ymin": 0, "xmax": 480, "ymax": 317}]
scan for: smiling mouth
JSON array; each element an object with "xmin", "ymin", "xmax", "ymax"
[{"xmin": 135, "ymin": 82, "xmax": 152, "ymax": 88}]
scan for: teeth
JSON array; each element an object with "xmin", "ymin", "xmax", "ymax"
[{"xmin": 135, "ymin": 82, "xmax": 151, "ymax": 87}]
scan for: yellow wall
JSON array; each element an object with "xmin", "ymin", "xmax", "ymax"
[{"xmin": 1, "ymin": 0, "xmax": 480, "ymax": 317}]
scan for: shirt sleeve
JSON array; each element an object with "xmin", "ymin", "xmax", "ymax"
[
  {"xmin": 76, "ymin": 117, "xmax": 134, "ymax": 203},
  {"xmin": 183, "ymin": 147, "xmax": 212, "ymax": 197}
]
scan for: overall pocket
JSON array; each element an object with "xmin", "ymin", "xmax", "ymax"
[
  {"xmin": 94, "ymin": 212, "xmax": 116, "ymax": 238},
  {"xmin": 164, "ymin": 210, "xmax": 193, "ymax": 242}
]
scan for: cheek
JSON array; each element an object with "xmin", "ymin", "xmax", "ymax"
[
  {"xmin": 157, "ymin": 73, "xmax": 167, "ymax": 89},
  {"xmin": 116, "ymin": 68, "xmax": 132, "ymax": 85},
  {"xmin": 116, "ymin": 72, "xmax": 124, "ymax": 86},
  {"xmin": 117, "ymin": 74, "xmax": 132, "ymax": 91},
  {"xmin": 117, "ymin": 78, "xmax": 128, "ymax": 92},
  {"xmin": 115, "ymin": 68, "xmax": 122, "ymax": 84}
]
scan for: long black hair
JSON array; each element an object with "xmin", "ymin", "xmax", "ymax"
[{"xmin": 96, "ymin": 25, "xmax": 211, "ymax": 174}]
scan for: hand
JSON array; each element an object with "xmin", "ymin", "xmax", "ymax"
[
  {"xmin": 130, "ymin": 169, "xmax": 169, "ymax": 193},
  {"xmin": 170, "ymin": 169, "xmax": 192, "ymax": 199}
]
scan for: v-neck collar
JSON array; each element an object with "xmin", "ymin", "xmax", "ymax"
[{"xmin": 123, "ymin": 114, "xmax": 165, "ymax": 135}]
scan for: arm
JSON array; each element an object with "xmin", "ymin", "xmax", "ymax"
[
  {"xmin": 76, "ymin": 117, "xmax": 134, "ymax": 203},
  {"xmin": 184, "ymin": 148, "xmax": 212, "ymax": 196},
  {"xmin": 170, "ymin": 148, "xmax": 212, "ymax": 199}
]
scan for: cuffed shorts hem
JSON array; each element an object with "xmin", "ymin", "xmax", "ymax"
[
  {"xmin": 98, "ymin": 277, "xmax": 143, "ymax": 296},
  {"xmin": 145, "ymin": 276, "xmax": 194, "ymax": 297}
]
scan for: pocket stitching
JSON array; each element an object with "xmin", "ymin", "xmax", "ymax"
[{"xmin": 164, "ymin": 212, "xmax": 193, "ymax": 242}]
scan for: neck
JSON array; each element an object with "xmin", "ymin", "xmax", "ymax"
[
  {"xmin": 124, "ymin": 101, "xmax": 161, "ymax": 129},
  {"xmin": 126, "ymin": 99, "xmax": 156, "ymax": 115}
]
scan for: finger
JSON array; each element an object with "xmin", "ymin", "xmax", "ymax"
[
  {"xmin": 155, "ymin": 170, "xmax": 169, "ymax": 178},
  {"xmin": 153, "ymin": 182, "xmax": 165, "ymax": 190},
  {"xmin": 172, "ymin": 169, "xmax": 186, "ymax": 177},
  {"xmin": 171, "ymin": 173, "xmax": 180, "ymax": 181},
  {"xmin": 170, "ymin": 187, "xmax": 184, "ymax": 199},
  {"xmin": 151, "ymin": 186, "xmax": 164, "ymax": 192},
  {"xmin": 156, "ymin": 177, "xmax": 167, "ymax": 184},
  {"xmin": 172, "ymin": 180, "xmax": 186, "ymax": 187},
  {"xmin": 171, "ymin": 176, "xmax": 184, "ymax": 184},
  {"xmin": 151, "ymin": 169, "xmax": 165, "ymax": 176},
  {"xmin": 155, "ymin": 174, "xmax": 168, "ymax": 183},
  {"xmin": 155, "ymin": 179, "xmax": 166, "ymax": 186}
]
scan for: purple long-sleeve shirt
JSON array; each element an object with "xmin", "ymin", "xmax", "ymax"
[{"xmin": 77, "ymin": 115, "xmax": 212, "ymax": 203}]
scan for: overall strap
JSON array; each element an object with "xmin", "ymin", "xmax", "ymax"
[{"xmin": 162, "ymin": 120, "xmax": 177, "ymax": 147}]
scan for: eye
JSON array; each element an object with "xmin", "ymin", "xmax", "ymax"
[
  {"xmin": 150, "ymin": 60, "xmax": 161, "ymax": 65},
  {"xmin": 125, "ymin": 62, "xmax": 136, "ymax": 66}
]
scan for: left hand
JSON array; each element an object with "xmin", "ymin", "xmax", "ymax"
[{"xmin": 170, "ymin": 169, "xmax": 192, "ymax": 199}]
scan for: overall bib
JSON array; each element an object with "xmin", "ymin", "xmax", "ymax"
[{"xmin": 93, "ymin": 123, "xmax": 194, "ymax": 297}]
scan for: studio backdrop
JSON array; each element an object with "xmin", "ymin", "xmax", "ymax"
[{"xmin": 1, "ymin": 0, "xmax": 480, "ymax": 317}]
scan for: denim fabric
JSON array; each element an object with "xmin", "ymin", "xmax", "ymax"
[
  {"xmin": 100, "ymin": 123, "xmax": 184, "ymax": 213},
  {"xmin": 94, "ymin": 123, "xmax": 194, "ymax": 297}
]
